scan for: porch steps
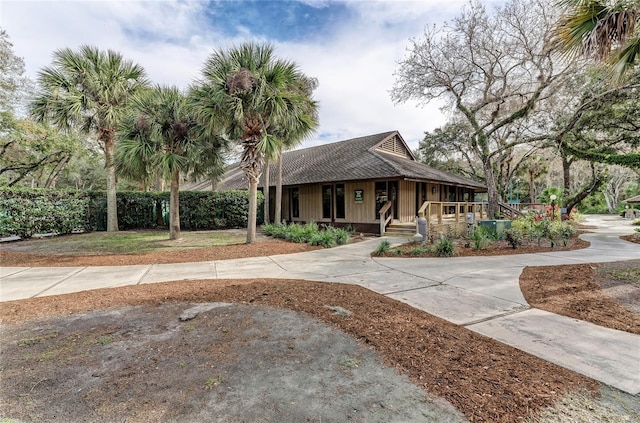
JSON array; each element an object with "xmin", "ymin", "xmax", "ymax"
[{"xmin": 384, "ymin": 222, "xmax": 417, "ymax": 237}]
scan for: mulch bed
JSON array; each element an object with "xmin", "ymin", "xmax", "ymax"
[
  {"xmin": 520, "ymin": 262, "xmax": 640, "ymax": 335},
  {"xmin": 375, "ymin": 237, "xmax": 590, "ymax": 258},
  {"xmin": 0, "ymin": 278, "xmax": 598, "ymax": 423}
]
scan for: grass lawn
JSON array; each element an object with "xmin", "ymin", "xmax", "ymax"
[{"xmin": 10, "ymin": 230, "xmax": 247, "ymax": 255}]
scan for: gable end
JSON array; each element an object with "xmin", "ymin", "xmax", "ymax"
[{"xmin": 375, "ymin": 134, "xmax": 412, "ymax": 159}]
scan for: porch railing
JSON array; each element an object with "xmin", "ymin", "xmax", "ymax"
[
  {"xmin": 417, "ymin": 201, "xmax": 488, "ymax": 226},
  {"xmin": 379, "ymin": 201, "xmax": 393, "ymax": 236}
]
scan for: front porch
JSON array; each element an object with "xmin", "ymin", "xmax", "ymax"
[{"xmin": 380, "ymin": 201, "xmax": 491, "ymax": 237}]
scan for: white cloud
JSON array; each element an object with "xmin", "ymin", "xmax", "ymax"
[{"xmin": 1, "ymin": 0, "xmax": 466, "ymax": 151}]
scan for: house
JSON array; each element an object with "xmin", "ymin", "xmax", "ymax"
[{"xmin": 210, "ymin": 130, "xmax": 487, "ymax": 235}]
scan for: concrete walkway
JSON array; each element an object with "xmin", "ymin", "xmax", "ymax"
[{"xmin": 1, "ymin": 215, "xmax": 639, "ymax": 394}]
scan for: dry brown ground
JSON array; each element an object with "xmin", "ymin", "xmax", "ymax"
[{"xmin": 2, "ymin": 232, "xmax": 639, "ymax": 422}]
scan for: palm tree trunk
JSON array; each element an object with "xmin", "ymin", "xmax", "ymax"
[
  {"xmin": 263, "ymin": 159, "xmax": 270, "ymax": 224},
  {"xmin": 169, "ymin": 170, "xmax": 180, "ymax": 240},
  {"xmin": 275, "ymin": 150, "xmax": 283, "ymax": 225},
  {"xmin": 247, "ymin": 175, "xmax": 258, "ymax": 243},
  {"xmin": 104, "ymin": 139, "xmax": 119, "ymax": 232}
]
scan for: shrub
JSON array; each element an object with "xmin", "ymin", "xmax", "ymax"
[
  {"xmin": 373, "ymin": 239, "xmax": 391, "ymax": 255},
  {"xmin": 263, "ymin": 222, "xmax": 350, "ymax": 248},
  {"xmin": 550, "ymin": 220, "xmax": 577, "ymax": 247},
  {"xmin": 309, "ymin": 231, "xmax": 336, "ymax": 248},
  {"xmin": 409, "ymin": 245, "xmax": 427, "ymax": 256},
  {"xmin": 470, "ymin": 225, "xmax": 493, "ymax": 250},
  {"xmin": 0, "ymin": 188, "xmax": 259, "ymax": 235},
  {"xmin": 632, "ymin": 219, "xmax": 640, "ymax": 226},
  {"xmin": 503, "ymin": 228, "xmax": 523, "ymax": 249},
  {"xmin": 434, "ymin": 236, "xmax": 455, "ymax": 257},
  {"xmin": 326, "ymin": 226, "xmax": 351, "ymax": 245},
  {"xmin": 512, "ymin": 214, "xmax": 536, "ymax": 241},
  {"xmin": 0, "ymin": 188, "xmax": 90, "ymax": 238}
]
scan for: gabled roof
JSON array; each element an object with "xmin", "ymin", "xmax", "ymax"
[
  {"xmin": 214, "ymin": 130, "xmax": 486, "ymax": 191},
  {"xmin": 623, "ymin": 194, "xmax": 640, "ymax": 203}
]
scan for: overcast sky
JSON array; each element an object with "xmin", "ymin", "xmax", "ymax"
[{"xmin": 1, "ymin": 0, "xmax": 500, "ymax": 151}]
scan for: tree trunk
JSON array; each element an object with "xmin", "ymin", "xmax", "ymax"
[
  {"xmin": 155, "ymin": 173, "xmax": 165, "ymax": 192},
  {"xmin": 242, "ymin": 142, "xmax": 263, "ymax": 244},
  {"xmin": 484, "ymin": 161, "xmax": 500, "ymax": 218},
  {"xmin": 275, "ymin": 151, "xmax": 283, "ymax": 225},
  {"xmin": 247, "ymin": 175, "xmax": 258, "ymax": 244},
  {"xmin": 263, "ymin": 159, "xmax": 270, "ymax": 224},
  {"xmin": 169, "ymin": 170, "xmax": 180, "ymax": 240},
  {"xmin": 104, "ymin": 138, "xmax": 118, "ymax": 232},
  {"xmin": 528, "ymin": 168, "xmax": 535, "ymax": 204},
  {"xmin": 561, "ymin": 155, "xmax": 571, "ymax": 208},
  {"xmin": 565, "ymin": 168, "xmax": 604, "ymax": 212}
]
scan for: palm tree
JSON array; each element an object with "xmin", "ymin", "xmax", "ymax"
[
  {"xmin": 556, "ymin": 0, "xmax": 639, "ymax": 81},
  {"xmin": 31, "ymin": 45, "xmax": 148, "ymax": 232},
  {"xmin": 192, "ymin": 42, "xmax": 318, "ymax": 243},
  {"xmin": 116, "ymin": 85, "xmax": 226, "ymax": 240}
]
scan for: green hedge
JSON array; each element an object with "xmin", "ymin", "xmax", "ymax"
[
  {"xmin": 0, "ymin": 188, "xmax": 263, "ymax": 238},
  {"xmin": 0, "ymin": 189, "xmax": 91, "ymax": 238}
]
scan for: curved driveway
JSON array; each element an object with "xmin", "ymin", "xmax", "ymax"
[{"xmin": 1, "ymin": 215, "xmax": 639, "ymax": 394}]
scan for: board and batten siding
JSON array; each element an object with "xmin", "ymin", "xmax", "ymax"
[
  {"xmin": 297, "ymin": 184, "xmax": 322, "ymax": 221},
  {"xmin": 345, "ymin": 181, "xmax": 375, "ymax": 222},
  {"xmin": 397, "ymin": 180, "xmax": 416, "ymax": 223}
]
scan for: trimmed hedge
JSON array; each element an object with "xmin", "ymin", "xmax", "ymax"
[
  {"xmin": 0, "ymin": 188, "xmax": 263, "ymax": 238},
  {"xmin": 0, "ymin": 189, "xmax": 90, "ymax": 238}
]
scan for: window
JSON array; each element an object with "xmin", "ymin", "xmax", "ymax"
[
  {"xmin": 336, "ymin": 184, "xmax": 345, "ymax": 219},
  {"xmin": 291, "ymin": 187, "xmax": 299, "ymax": 218},
  {"xmin": 322, "ymin": 185, "xmax": 332, "ymax": 219}
]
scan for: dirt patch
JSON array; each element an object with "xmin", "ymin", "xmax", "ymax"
[
  {"xmin": 1, "ymin": 301, "xmax": 465, "ymax": 423},
  {"xmin": 520, "ymin": 260, "xmax": 640, "ymax": 335},
  {"xmin": 1, "ymin": 279, "xmax": 598, "ymax": 423}
]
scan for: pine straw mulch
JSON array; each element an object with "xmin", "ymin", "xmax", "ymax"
[
  {"xmin": 1, "ymin": 278, "xmax": 598, "ymax": 423},
  {"xmin": 2, "ymin": 233, "xmax": 639, "ymax": 422}
]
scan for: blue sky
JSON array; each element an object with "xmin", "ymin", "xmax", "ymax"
[{"xmin": 1, "ymin": 0, "xmax": 494, "ymax": 151}]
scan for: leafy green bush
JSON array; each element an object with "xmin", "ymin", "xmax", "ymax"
[
  {"xmin": 632, "ymin": 219, "xmax": 640, "ymax": 226},
  {"xmin": 373, "ymin": 239, "xmax": 391, "ymax": 255},
  {"xmin": 434, "ymin": 237, "xmax": 455, "ymax": 257},
  {"xmin": 409, "ymin": 245, "xmax": 427, "ymax": 256},
  {"xmin": 326, "ymin": 226, "xmax": 350, "ymax": 245},
  {"xmin": 470, "ymin": 225, "xmax": 493, "ymax": 250},
  {"xmin": 262, "ymin": 222, "xmax": 350, "ymax": 248},
  {"xmin": 550, "ymin": 220, "xmax": 577, "ymax": 247},
  {"xmin": 1, "ymin": 188, "xmax": 259, "ymax": 236},
  {"xmin": 0, "ymin": 188, "xmax": 90, "ymax": 238},
  {"xmin": 309, "ymin": 231, "xmax": 336, "ymax": 248},
  {"xmin": 503, "ymin": 227, "xmax": 523, "ymax": 249},
  {"xmin": 512, "ymin": 214, "xmax": 536, "ymax": 241}
]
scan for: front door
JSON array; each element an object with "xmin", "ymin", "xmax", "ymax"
[
  {"xmin": 389, "ymin": 181, "xmax": 398, "ymax": 219},
  {"xmin": 375, "ymin": 181, "xmax": 398, "ymax": 219}
]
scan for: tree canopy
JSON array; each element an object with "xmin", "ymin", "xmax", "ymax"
[
  {"xmin": 31, "ymin": 45, "xmax": 149, "ymax": 231},
  {"xmin": 192, "ymin": 42, "xmax": 318, "ymax": 243},
  {"xmin": 556, "ymin": 0, "xmax": 640, "ymax": 81},
  {"xmin": 393, "ymin": 0, "xmax": 571, "ymax": 217}
]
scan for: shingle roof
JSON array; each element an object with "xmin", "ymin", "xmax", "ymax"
[
  {"xmin": 214, "ymin": 130, "xmax": 486, "ymax": 191},
  {"xmin": 623, "ymin": 194, "xmax": 640, "ymax": 203}
]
